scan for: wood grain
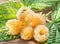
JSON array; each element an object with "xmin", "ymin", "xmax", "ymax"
[{"xmin": 0, "ymin": 38, "xmax": 41, "ymax": 44}]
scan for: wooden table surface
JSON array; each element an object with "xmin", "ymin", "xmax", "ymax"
[{"xmin": 0, "ymin": 38, "xmax": 41, "ymax": 44}]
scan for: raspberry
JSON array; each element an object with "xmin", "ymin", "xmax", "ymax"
[
  {"xmin": 6, "ymin": 19, "xmax": 23, "ymax": 35},
  {"xmin": 34, "ymin": 25, "xmax": 49, "ymax": 42},
  {"xmin": 20, "ymin": 26, "xmax": 33, "ymax": 40}
]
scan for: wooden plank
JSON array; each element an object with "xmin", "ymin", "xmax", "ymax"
[{"xmin": 0, "ymin": 38, "xmax": 41, "ymax": 44}]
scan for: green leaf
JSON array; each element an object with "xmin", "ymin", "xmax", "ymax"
[
  {"xmin": 0, "ymin": 28, "xmax": 19, "ymax": 41},
  {"xmin": 46, "ymin": 24, "xmax": 56, "ymax": 44},
  {"xmin": 57, "ymin": 1, "xmax": 60, "ymax": 10},
  {"xmin": 51, "ymin": 0, "xmax": 60, "ymax": 22},
  {"xmin": 46, "ymin": 22, "xmax": 53, "ymax": 30},
  {"xmin": 46, "ymin": 1, "xmax": 60, "ymax": 44},
  {"xmin": 0, "ymin": 5, "xmax": 9, "ymax": 15},
  {"xmin": 55, "ymin": 8, "xmax": 60, "ymax": 22},
  {"xmin": 56, "ymin": 31, "xmax": 60, "ymax": 44},
  {"xmin": 2, "ymin": 1, "xmax": 21, "ymax": 9},
  {"xmin": 0, "ymin": 1, "xmax": 21, "ymax": 27},
  {"xmin": 51, "ymin": 10, "xmax": 57, "ymax": 22},
  {"xmin": 20, "ymin": 0, "xmax": 58, "ymax": 10},
  {"xmin": 0, "ymin": 1, "xmax": 21, "ymax": 41}
]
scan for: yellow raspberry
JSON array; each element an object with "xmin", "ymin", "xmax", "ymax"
[
  {"xmin": 29, "ymin": 17, "xmax": 41, "ymax": 28},
  {"xmin": 20, "ymin": 26, "xmax": 34, "ymax": 40},
  {"xmin": 16, "ymin": 8, "xmax": 25, "ymax": 21},
  {"xmin": 6, "ymin": 19, "xmax": 23, "ymax": 35},
  {"xmin": 34, "ymin": 14, "xmax": 46, "ymax": 25},
  {"xmin": 24, "ymin": 8, "xmax": 35, "ymax": 22},
  {"xmin": 29, "ymin": 13, "xmax": 46, "ymax": 28},
  {"xmin": 17, "ymin": 8, "xmax": 35, "ymax": 22},
  {"xmin": 34, "ymin": 25, "xmax": 49, "ymax": 42}
]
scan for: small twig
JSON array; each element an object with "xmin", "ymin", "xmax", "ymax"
[
  {"xmin": 46, "ymin": 18, "xmax": 52, "ymax": 23},
  {"xmin": 45, "ymin": 11, "xmax": 52, "ymax": 17},
  {"xmin": 39, "ymin": 12, "xmax": 43, "ymax": 16},
  {"xmin": 42, "ymin": 14, "xmax": 46, "ymax": 17}
]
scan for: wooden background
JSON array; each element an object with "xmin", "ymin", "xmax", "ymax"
[{"xmin": 0, "ymin": 39, "xmax": 41, "ymax": 44}]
